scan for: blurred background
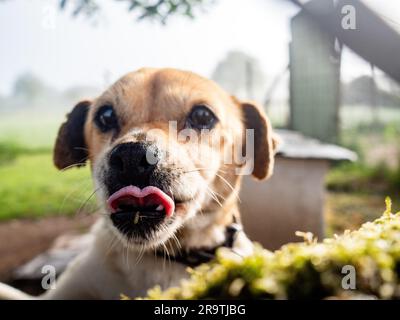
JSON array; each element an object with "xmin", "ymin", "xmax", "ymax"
[{"xmin": 0, "ymin": 0, "xmax": 399, "ymax": 285}]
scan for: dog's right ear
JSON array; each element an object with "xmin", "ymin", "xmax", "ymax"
[
  {"xmin": 234, "ymin": 98, "xmax": 279, "ymax": 180},
  {"xmin": 54, "ymin": 101, "xmax": 91, "ymax": 170}
]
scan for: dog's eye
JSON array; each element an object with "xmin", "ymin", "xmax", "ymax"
[
  {"xmin": 187, "ymin": 105, "xmax": 218, "ymax": 130},
  {"xmin": 94, "ymin": 105, "xmax": 119, "ymax": 132}
]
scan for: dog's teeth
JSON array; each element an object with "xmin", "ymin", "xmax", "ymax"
[
  {"xmin": 134, "ymin": 212, "xmax": 140, "ymax": 224},
  {"xmin": 156, "ymin": 205, "xmax": 164, "ymax": 211}
]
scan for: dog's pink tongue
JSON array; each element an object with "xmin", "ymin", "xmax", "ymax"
[{"xmin": 107, "ymin": 186, "xmax": 175, "ymax": 217}]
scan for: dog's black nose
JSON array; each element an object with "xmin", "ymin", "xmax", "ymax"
[{"xmin": 109, "ymin": 142, "xmax": 159, "ymax": 177}]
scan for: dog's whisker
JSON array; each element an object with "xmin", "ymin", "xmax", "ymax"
[
  {"xmin": 76, "ymin": 187, "xmax": 101, "ymax": 217},
  {"xmin": 60, "ymin": 158, "xmax": 89, "ymax": 172},
  {"xmin": 134, "ymin": 243, "xmax": 143, "ymax": 265},
  {"xmin": 58, "ymin": 178, "xmax": 93, "ymax": 215},
  {"xmin": 124, "ymin": 242, "xmax": 129, "ymax": 270},
  {"xmin": 189, "ymin": 195, "xmax": 204, "ymax": 217},
  {"xmin": 204, "ymin": 177, "xmax": 230, "ymax": 205},
  {"xmin": 215, "ymin": 172, "xmax": 241, "ymax": 203},
  {"xmin": 126, "ymin": 241, "xmax": 131, "ymax": 269},
  {"xmin": 167, "ymin": 240, "xmax": 177, "ymax": 260},
  {"xmin": 162, "ymin": 224, "xmax": 182, "ymax": 257},
  {"xmin": 207, "ymin": 185, "xmax": 226, "ymax": 200},
  {"xmin": 161, "ymin": 240, "xmax": 172, "ymax": 269},
  {"xmin": 171, "ymin": 231, "xmax": 182, "ymax": 250},
  {"xmin": 137, "ymin": 242, "xmax": 147, "ymax": 265},
  {"xmin": 174, "ymin": 179, "xmax": 202, "ymax": 219},
  {"xmin": 182, "ymin": 167, "xmax": 227, "ymax": 174},
  {"xmin": 105, "ymin": 233, "xmax": 121, "ymax": 256},
  {"xmin": 205, "ymin": 187, "xmax": 224, "ymax": 208},
  {"xmin": 173, "ymin": 178, "xmax": 197, "ymax": 203},
  {"xmin": 154, "ymin": 224, "xmax": 172, "ymax": 268},
  {"xmin": 171, "ymin": 235, "xmax": 182, "ymax": 257}
]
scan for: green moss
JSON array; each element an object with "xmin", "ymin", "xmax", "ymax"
[{"xmin": 144, "ymin": 199, "xmax": 400, "ymax": 299}]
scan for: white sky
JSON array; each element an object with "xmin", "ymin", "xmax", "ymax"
[{"xmin": 0, "ymin": 0, "xmax": 399, "ymax": 96}]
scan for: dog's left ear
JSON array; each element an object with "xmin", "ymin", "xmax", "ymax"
[
  {"xmin": 53, "ymin": 100, "xmax": 91, "ymax": 170},
  {"xmin": 237, "ymin": 99, "xmax": 279, "ymax": 180}
]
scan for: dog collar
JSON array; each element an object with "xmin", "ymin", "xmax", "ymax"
[{"xmin": 156, "ymin": 223, "xmax": 242, "ymax": 267}]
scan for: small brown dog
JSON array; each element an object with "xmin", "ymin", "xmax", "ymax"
[{"xmin": 0, "ymin": 68, "xmax": 277, "ymax": 299}]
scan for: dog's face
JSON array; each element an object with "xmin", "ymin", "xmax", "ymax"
[{"xmin": 54, "ymin": 68, "xmax": 276, "ymax": 250}]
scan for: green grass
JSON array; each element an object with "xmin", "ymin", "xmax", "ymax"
[
  {"xmin": 340, "ymin": 105, "xmax": 400, "ymax": 130},
  {"xmin": 326, "ymin": 162, "xmax": 400, "ymax": 194},
  {"xmin": 328, "ymin": 117, "xmax": 400, "ymax": 195},
  {"xmin": 0, "ymin": 112, "xmax": 63, "ymax": 148},
  {"xmin": 0, "ymin": 152, "xmax": 95, "ymax": 220},
  {"xmin": 0, "ymin": 140, "xmax": 51, "ymax": 165},
  {"xmin": 0, "ymin": 112, "xmax": 98, "ymax": 220}
]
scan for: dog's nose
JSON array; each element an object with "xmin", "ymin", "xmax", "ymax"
[{"xmin": 109, "ymin": 142, "xmax": 159, "ymax": 176}]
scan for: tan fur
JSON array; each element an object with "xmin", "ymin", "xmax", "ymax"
[{"xmin": 0, "ymin": 68, "xmax": 277, "ymax": 300}]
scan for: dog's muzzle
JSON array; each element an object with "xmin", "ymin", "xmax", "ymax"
[{"xmin": 104, "ymin": 142, "xmax": 175, "ymax": 240}]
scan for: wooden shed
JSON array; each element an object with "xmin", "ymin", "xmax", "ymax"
[{"xmin": 240, "ymin": 129, "xmax": 356, "ymax": 250}]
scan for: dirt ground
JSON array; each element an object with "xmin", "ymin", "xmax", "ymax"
[
  {"xmin": 0, "ymin": 214, "xmax": 96, "ymax": 282},
  {"xmin": 325, "ymin": 191, "xmax": 394, "ymax": 237}
]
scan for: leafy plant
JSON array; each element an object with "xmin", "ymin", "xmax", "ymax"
[{"xmin": 58, "ymin": 0, "xmax": 214, "ymax": 24}]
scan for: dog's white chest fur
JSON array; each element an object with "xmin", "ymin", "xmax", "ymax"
[
  {"xmin": 99, "ymin": 246, "xmax": 189, "ymax": 299},
  {"xmin": 44, "ymin": 220, "xmax": 189, "ymax": 299},
  {"xmin": 42, "ymin": 218, "xmax": 253, "ymax": 300}
]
